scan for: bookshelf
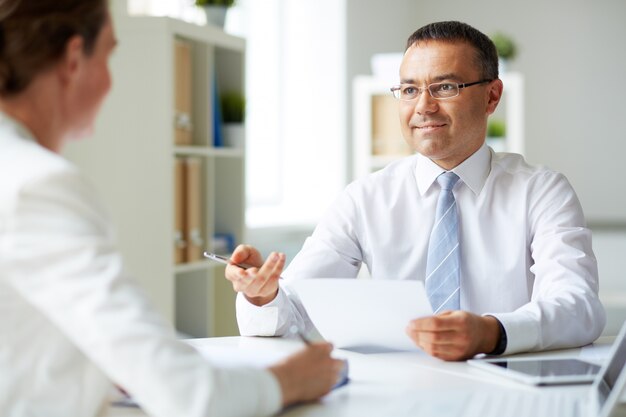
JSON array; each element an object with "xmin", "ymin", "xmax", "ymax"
[
  {"xmin": 63, "ymin": 12, "xmax": 244, "ymax": 337},
  {"xmin": 352, "ymin": 72, "xmax": 524, "ymax": 179}
]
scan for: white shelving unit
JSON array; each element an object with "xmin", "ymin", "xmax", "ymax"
[
  {"xmin": 63, "ymin": 12, "xmax": 244, "ymax": 337},
  {"xmin": 352, "ymin": 72, "xmax": 524, "ymax": 180}
]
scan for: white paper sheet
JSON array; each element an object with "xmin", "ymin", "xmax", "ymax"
[
  {"xmin": 185, "ymin": 339, "xmax": 350, "ymax": 390},
  {"xmin": 289, "ymin": 279, "xmax": 433, "ymax": 352}
]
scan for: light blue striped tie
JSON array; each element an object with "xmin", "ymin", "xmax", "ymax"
[{"xmin": 425, "ymin": 172, "xmax": 461, "ymax": 314}]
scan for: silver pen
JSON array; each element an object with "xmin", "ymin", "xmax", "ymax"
[
  {"xmin": 203, "ymin": 251, "xmax": 254, "ymax": 269},
  {"xmin": 290, "ymin": 325, "xmax": 312, "ymax": 345}
]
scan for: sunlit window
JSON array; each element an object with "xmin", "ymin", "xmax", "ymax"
[{"xmin": 238, "ymin": 0, "xmax": 347, "ymax": 228}]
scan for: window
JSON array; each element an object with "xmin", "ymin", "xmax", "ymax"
[{"xmin": 234, "ymin": 0, "xmax": 347, "ymax": 228}]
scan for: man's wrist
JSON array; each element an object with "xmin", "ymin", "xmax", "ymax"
[{"xmin": 246, "ymin": 289, "xmax": 279, "ymax": 306}]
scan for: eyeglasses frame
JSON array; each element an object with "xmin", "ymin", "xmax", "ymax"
[{"xmin": 390, "ymin": 79, "xmax": 493, "ymax": 101}]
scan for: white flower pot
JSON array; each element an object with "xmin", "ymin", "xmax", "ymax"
[
  {"xmin": 223, "ymin": 123, "xmax": 245, "ymax": 149},
  {"xmin": 202, "ymin": 5, "xmax": 227, "ymax": 28}
]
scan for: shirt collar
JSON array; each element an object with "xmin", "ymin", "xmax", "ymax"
[
  {"xmin": 0, "ymin": 111, "xmax": 37, "ymax": 143},
  {"xmin": 414, "ymin": 143, "xmax": 492, "ymax": 196}
]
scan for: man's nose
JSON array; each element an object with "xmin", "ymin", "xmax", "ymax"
[{"xmin": 413, "ymin": 90, "xmax": 438, "ymax": 115}]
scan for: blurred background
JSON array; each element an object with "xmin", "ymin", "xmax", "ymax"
[{"xmin": 74, "ymin": 0, "xmax": 626, "ymax": 336}]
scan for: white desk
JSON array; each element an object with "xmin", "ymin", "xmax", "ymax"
[{"xmin": 107, "ymin": 336, "xmax": 626, "ymax": 417}]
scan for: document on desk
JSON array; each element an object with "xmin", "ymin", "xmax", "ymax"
[
  {"xmin": 186, "ymin": 341, "xmax": 289, "ymax": 369},
  {"xmin": 289, "ymin": 278, "xmax": 433, "ymax": 352},
  {"xmin": 186, "ymin": 339, "xmax": 349, "ymax": 390}
]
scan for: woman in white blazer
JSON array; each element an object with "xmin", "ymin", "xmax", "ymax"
[{"xmin": 0, "ymin": 1, "xmax": 342, "ymax": 416}]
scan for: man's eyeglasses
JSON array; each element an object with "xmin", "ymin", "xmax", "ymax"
[{"xmin": 390, "ymin": 79, "xmax": 492, "ymax": 101}]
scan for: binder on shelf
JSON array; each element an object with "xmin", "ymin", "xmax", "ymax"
[
  {"xmin": 212, "ymin": 73, "xmax": 224, "ymax": 147},
  {"xmin": 371, "ymin": 95, "xmax": 410, "ymax": 156},
  {"xmin": 173, "ymin": 158, "xmax": 187, "ymax": 264},
  {"xmin": 174, "ymin": 38, "xmax": 193, "ymax": 146},
  {"xmin": 212, "ymin": 233, "xmax": 236, "ymax": 255},
  {"xmin": 185, "ymin": 157, "xmax": 204, "ymax": 262}
]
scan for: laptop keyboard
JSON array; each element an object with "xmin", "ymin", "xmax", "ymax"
[
  {"xmin": 387, "ymin": 389, "xmax": 586, "ymax": 417},
  {"xmin": 463, "ymin": 390, "xmax": 585, "ymax": 417}
]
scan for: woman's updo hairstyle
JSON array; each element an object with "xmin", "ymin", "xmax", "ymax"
[{"xmin": 0, "ymin": 0, "xmax": 107, "ymax": 97}]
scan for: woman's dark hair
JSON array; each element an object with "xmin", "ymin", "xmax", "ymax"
[
  {"xmin": 0, "ymin": 0, "xmax": 108, "ymax": 97},
  {"xmin": 406, "ymin": 21, "xmax": 499, "ymax": 80}
]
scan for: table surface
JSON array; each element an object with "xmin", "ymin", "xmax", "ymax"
[{"xmin": 105, "ymin": 336, "xmax": 626, "ymax": 417}]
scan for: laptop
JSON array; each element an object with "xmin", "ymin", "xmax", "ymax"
[
  {"xmin": 590, "ymin": 322, "xmax": 626, "ymax": 417},
  {"xmin": 460, "ymin": 322, "xmax": 626, "ymax": 417}
]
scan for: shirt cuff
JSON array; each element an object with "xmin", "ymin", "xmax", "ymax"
[
  {"xmin": 485, "ymin": 311, "xmax": 539, "ymax": 355},
  {"xmin": 255, "ymin": 369, "xmax": 283, "ymax": 415},
  {"xmin": 235, "ymin": 288, "xmax": 288, "ymax": 336},
  {"xmin": 213, "ymin": 366, "xmax": 282, "ymax": 416}
]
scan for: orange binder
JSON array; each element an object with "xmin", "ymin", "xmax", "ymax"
[
  {"xmin": 185, "ymin": 157, "xmax": 203, "ymax": 262},
  {"xmin": 173, "ymin": 158, "xmax": 187, "ymax": 264},
  {"xmin": 174, "ymin": 38, "xmax": 193, "ymax": 145},
  {"xmin": 372, "ymin": 95, "xmax": 410, "ymax": 156}
]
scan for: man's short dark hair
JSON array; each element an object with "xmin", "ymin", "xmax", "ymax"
[{"xmin": 406, "ymin": 21, "xmax": 499, "ymax": 80}]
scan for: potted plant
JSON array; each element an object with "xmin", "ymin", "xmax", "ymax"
[
  {"xmin": 221, "ymin": 91, "xmax": 245, "ymax": 124},
  {"xmin": 486, "ymin": 119, "xmax": 506, "ymax": 152},
  {"xmin": 195, "ymin": 0, "xmax": 235, "ymax": 28},
  {"xmin": 490, "ymin": 32, "xmax": 517, "ymax": 73},
  {"xmin": 220, "ymin": 91, "xmax": 245, "ymax": 148}
]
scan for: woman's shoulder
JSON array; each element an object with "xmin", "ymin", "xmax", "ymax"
[{"xmin": 0, "ymin": 134, "xmax": 81, "ymax": 204}]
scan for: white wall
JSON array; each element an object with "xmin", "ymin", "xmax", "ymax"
[{"xmin": 594, "ymin": 229, "xmax": 626, "ymax": 335}]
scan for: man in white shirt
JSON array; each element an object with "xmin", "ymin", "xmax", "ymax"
[
  {"xmin": 225, "ymin": 21, "xmax": 606, "ymax": 361},
  {"xmin": 0, "ymin": 1, "xmax": 341, "ymax": 416}
]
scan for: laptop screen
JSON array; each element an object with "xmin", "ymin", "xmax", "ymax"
[{"xmin": 595, "ymin": 323, "xmax": 626, "ymax": 412}]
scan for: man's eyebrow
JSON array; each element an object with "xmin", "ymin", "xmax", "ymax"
[
  {"xmin": 399, "ymin": 73, "xmax": 462, "ymax": 84},
  {"xmin": 432, "ymin": 73, "xmax": 461, "ymax": 82}
]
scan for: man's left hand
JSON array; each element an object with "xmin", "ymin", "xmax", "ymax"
[{"xmin": 406, "ymin": 311, "xmax": 501, "ymax": 361}]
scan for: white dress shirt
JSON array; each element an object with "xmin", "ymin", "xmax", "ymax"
[
  {"xmin": 0, "ymin": 113, "xmax": 281, "ymax": 417},
  {"xmin": 237, "ymin": 143, "xmax": 606, "ymax": 355}
]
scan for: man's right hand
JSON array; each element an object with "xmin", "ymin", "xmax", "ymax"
[
  {"xmin": 224, "ymin": 244, "xmax": 285, "ymax": 306},
  {"xmin": 268, "ymin": 343, "xmax": 344, "ymax": 406}
]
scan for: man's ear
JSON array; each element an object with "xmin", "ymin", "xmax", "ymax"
[
  {"xmin": 486, "ymin": 79, "xmax": 504, "ymax": 115},
  {"xmin": 58, "ymin": 35, "xmax": 85, "ymax": 86}
]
